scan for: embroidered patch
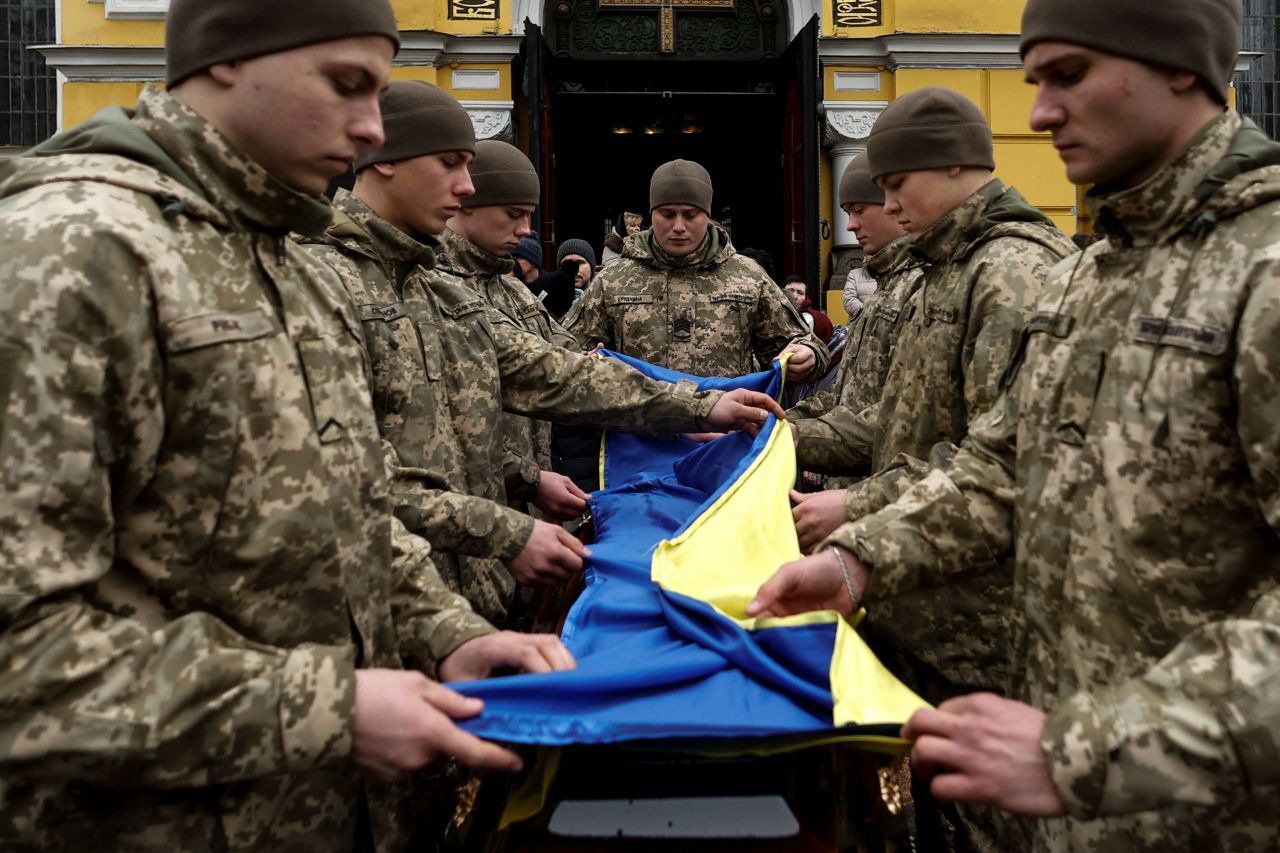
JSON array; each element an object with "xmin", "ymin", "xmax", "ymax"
[
  {"xmin": 612, "ymin": 295, "xmax": 653, "ymax": 306},
  {"xmin": 1132, "ymin": 316, "xmax": 1228, "ymax": 356},
  {"xmin": 164, "ymin": 309, "xmax": 276, "ymax": 353},
  {"xmin": 359, "ymin": 302, "xmax": 407, "ymax": 323}
]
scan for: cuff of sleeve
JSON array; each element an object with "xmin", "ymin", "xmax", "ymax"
[
  {"xmin": 1041, "ymin": 690, "xmax": 1112, "ymax": 820},
  {"xmin": 844, "ymin": 482, "xmax": 872, "ymax": 522},
  {"xmin": 279, "ymin": 644, "xmax": 358, "ymax": 773},
  {"xmin": 426, "ymin": 618, "xmax": 498, "ymax": 680},
  {"xmin": 685, "ymin": 389, "xmax": 721, "ymax": 430},
  {"xmin": 493, "ymin": 510, "xmax": 537, "ymax": 563},
  {"xmin": 508, "ymin": 459, "xmax": 541, "ymax": 503}
]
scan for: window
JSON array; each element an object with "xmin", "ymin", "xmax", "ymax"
[
  {"xmin": 1, "ymin": 0, "xmax": 56, "ymax": 148},
  {"xmin": 1238, "ymin": 0, "xmax": 1280, "ymax": 139}
]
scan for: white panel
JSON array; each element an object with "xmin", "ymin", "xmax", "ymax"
[
  {"xmin": 104, "ymin": 0, "xmax": 168, "ymax": 19},
  {"xmin": 451, "ymin": 69, "xmax": 501, "ymax": 91},
  {"xmin": 833, "ymin": 72, "xmax": 880, "ymax": 92}
]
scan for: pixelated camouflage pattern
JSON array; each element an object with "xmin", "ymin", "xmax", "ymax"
[
  {"xmin": 0, "ymin": 87, "xmax": 496, "ymax": 851},
  {"xmin": 436, "ymin": 229, "xmax": 575, "ymax": 507},
  {"xmin": 561, "ymin": 223, "xmax": 831, "ymax": 378},
  {"xmin": 798, "ymin": 181, "xmax": 1075, "ymax": 706},
  {"xmin": 830, "ymin": 112, "xmax": 1280, "ymax": 850},
  {"xmin": 307, "ymin": 195, "xmax": 727, "ymax": 624},
  {"xmin": 301, "ymin": 191, "xmax": 536, "ymax": 626},
  {"xmin": 788, "ymin": 236, "xmax": 924, "ymax": 488}
]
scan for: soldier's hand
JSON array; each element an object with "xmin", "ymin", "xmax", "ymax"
[
  {"xmin": 778, "ymin": 343, "xmax": 817, "ymax": 381},
  {"xmin": 440, "ymin": 631, "xmax": 576, "ymax": 682},
  {"xmin": 507, "ymin": 519, "xmax": 590, "ymax": 586},
  {"xmin": 746, "ymin": 548, "xmax": 863, "ymax": 618},
  {"xmin": 698, "ymin": 389, "xmax": 786, "ymax": 436},
  {"xmin": 532, "ymin": 471, "xmax": 590, "ymax": 520},
  {"xmin": 351, "ymin": 669, "xmax": 522, "ymax": 782},
  {"xmin": 902, "ymin": 693, "xmax": 1067, "ymax": 818},
  {"xmin": 792, "ymin": 488, "xmax": 850, "ymax": 553}
]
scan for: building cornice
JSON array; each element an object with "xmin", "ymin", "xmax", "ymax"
[
  {"xmin": 819, "ymin": 33, "xmax": 1261, "ymax": 74},
  {"xmin": 35, "ymin": 33, "xmax": 527, "ymax": 81}
]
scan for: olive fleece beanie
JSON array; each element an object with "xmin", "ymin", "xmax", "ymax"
[
  {"xmin": 839, "ymin": 154, "xmax": 885, "ymax": 206},
  {"xmin": 866, "ymin": 87, "xmax": 995, "ymax": 180},
  {"xmin": 354, "ymin": 81, "xmax": 475, "ymax": 171},
  {"xmin": 649, "ymin": 159, "xmax": 714, "ymax": 213},
  {"xmin": 461, "ymin": 140, "xmax": 541, "ymax": 208},
  {"xmin": 1020, "ymin": 0, "xmax": 1241, "ymax": 104},
  {"xmin": 166, "ymin": 0, "xmax": 400, "ymax": 87}
]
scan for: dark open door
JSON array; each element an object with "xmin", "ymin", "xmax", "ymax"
[
  {"xmin": 780, "ymin": 16, "xmax": 820, "ymax": 297},
  {"xmin": 523, "ymin": 20, "xmax": 556, "ymax": 266}
]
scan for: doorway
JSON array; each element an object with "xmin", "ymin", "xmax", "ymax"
[{"xmin": 521, "ymin": 7, "xmax": 819, "ymax": 289}]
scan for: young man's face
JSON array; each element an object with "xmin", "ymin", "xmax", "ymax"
[
  {"xmin": 1024, "ymin": 41, "xmax": 1195, "ymax": 188},
  {"xmin": 877, "ymin": 168, "xmax": 971, "ymax": 235},
  {"xmin": 561, "ymin": 253, "xmax": 592, "ymax": 287},
  {"xmin": 217, "ymin": 36, "xmax": 395, "ymax": 196},
  {"xmin": 382, "ymin": 151, "xmax": 475, "ymax": 235},
  {"xmin": 842, "ymin": 201, "xmax": 905, "ymax": 256},
  {"xmin": 783, "ymin": 282, "xmax": 808, "ymax": 309},
  {"xmin": 651, "ymin": 204, "xmax": 709, "ymax": 257},
  {"xmin": 451, "ymin": 204, "xmax": 536, "ymax": 256}
]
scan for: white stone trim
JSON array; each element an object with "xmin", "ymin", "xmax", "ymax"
[
  {"xmin": 820, "ymin": 33, "xmax": 1024, "ymax": 69},
  {"xmin": 34, "ymin": 44, "xmax": 164, "ymax": 81},
  {"xmin": 104, "ymin": 0, "xmax": 168, "ymax": 20},
  {"xmin": 465, "ymin": 108, "xmax": 513, "ymax": 139}
]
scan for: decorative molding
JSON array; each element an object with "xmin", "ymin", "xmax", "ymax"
[
  {"xmin": 823, "ymin": 101, "xmax": 887, "ymax": 143},
  {"xmin": 37, "ymin": 35, "xmax": 525, "ymax": 81},
  {"xmin": 33, "ymin": 44, "xmax": 164, "ymax": 81},
  {"xmin": 466, "ymin": 109, "xmax": 511, "ymax": 139},
  {"xmin": 104, "ymin": 0, "xmax": 168, "ymax": 20},
  {"xmin": 820, "ymin": 33, "xmax": 1259, "ymax": 73},
  {"xmin": 452, "ymin": 68, "xmax": 501, "ymax": 90}
]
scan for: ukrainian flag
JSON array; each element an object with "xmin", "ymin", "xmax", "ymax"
[{"xmin": 452, "ymin": 352, "xmax": 926, "ymax": 747}]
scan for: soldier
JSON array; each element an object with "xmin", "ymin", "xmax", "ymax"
[
  {"xmin": 299, "ymin": 81, "xmax": 784, "ymax": 629},
  {"xmin": 435, "ymin": 141, "xmax": 582, "ymax": 524},
  {"xmin": 787, "ymin": 154, "xmax": 920, "ymax": 491},
  {"xmin": 751, "ymin": 0, "xmax": 1280, "ymax": 849},
  {"xmin": 0, "ymin": 2, "xmax": 593, "ymax": 848},
  {"xmin": 563, "ymin": 159, "xmax": 830, "ymax": 381}
]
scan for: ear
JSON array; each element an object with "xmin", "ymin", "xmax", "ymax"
[
  {"xmin": 205, "ymin": 62, "xmax": 239, "ymax": 88},
  {"xmin": 371, "ymin": 162, "xmax": 396, "ymax": 178},
  {"xmin": 947, "ymin": 165, "xmax": 962, "ymax": 178},
  {"xmin": 1168, "ymin": 69, "xmax": 1201, "ymax": 96}
]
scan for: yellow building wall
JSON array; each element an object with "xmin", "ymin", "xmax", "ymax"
[
  {"xmin": 63, "ymin": 81, "xmax": 153, "ymax": 127},
  {"xmin": 827, "ymin": 0, "xmax": 1025, "ymax": 39}
]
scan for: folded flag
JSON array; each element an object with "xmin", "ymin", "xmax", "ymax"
[{"xmin": 451, "ymin": 352, "xmax": 927, "ymax": 747}]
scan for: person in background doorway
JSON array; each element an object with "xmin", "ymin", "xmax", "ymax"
[
  {"xmin": 601, "ymin": 210, "xmax": 643, "ymax": 265},
  {"xmin": 782, "ymin": 274, "xmax": 835, "ymax": 345}
]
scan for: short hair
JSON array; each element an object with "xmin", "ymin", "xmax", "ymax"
[
  {"xmin": 782, "ymin": 275, "xmax": 806, "ymax": 287},
  {"xmin": 623, "ymin": 212, "xmax": 643, "ymax": 227}
]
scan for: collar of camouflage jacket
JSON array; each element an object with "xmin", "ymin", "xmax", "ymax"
[
  {"xmin": 32, "ymin": 86, "xmax": 334, "ymax": 237},
  {"xmin": 324, "ymin": 188, "xmax": 437, "ymax": 268},
  {"xmin": 867, "ymin": 234, "xmax": 916, "ymax": 277},
  {"xmin": 436, "ymin": 228, "xmax": 517, "ymax": 277},
  {"xmin": 626, "ymin": 220, "xmax": 731, "ymax": 271},
  {"xmin": 1088, "ymin": 111, "xmax": 1280, "ymax": 246}
]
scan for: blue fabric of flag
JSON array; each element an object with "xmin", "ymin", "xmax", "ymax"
[{"xmin": 450, "ymin": 353, "xmax": 909, "ymax": 745}]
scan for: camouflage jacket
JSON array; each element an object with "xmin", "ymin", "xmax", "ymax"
[
  {"xmin": 562, "ymin": 223, "xmax": 831, "ymax": 378},
  {"xmin": 828, "ymin": 113, "xmax": 1280, "ymax": 850},
  {"xmin": 796, "ymin": 181, "xmax": 1074, "ymax": 700},
  {"xmin": 300, "ymin": 191, "xmax": 535, "ymax": 626},
  {"xmin": 306, "ymin": 195, "xmax": 732, "ymax": 625},
  {"xmin": 436, "ymin": 229, "xmax": 575, "ymax": 505},
  {"xmin": 0, "ymin": 88, "xmax": 494, "ymax": 851},
  {"xmin": 793, "ymin": 180, "xmax": 1076, "ymax": 476},
  {"xmin": 789, "ymin": 235, "xmax": 924, "ymax": 423}
]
